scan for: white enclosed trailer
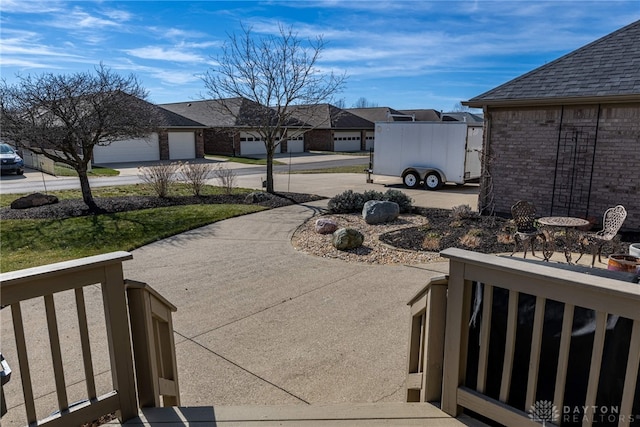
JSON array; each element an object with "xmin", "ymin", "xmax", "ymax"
[{"xmin": 372, "ymin": 121, "xmax": 483, "ymax": 190}]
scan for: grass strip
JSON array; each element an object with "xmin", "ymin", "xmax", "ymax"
[{"xmin": 1, "ymin": 203, "xmax": 264, "ymax": 272}]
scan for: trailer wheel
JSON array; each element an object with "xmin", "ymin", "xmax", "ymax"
[
  {"xmin": 402, "ymin": 171, "xmax": 420, "ymax": 188},
  {"xmin": 424, "ymin": 172, "xmax": 443, "ymax": 190}
]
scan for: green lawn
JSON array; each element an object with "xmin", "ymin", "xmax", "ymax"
[
  {"xmin": 282, "ymin": 165, "xmax": 367, "ymax": 174},
  {"xmin": 0, "ymin": 184, "xmax": 262, "ymax": 272},
  {"xmin": 54, "ymin": 163, "xmax": 120, "ymax": 177},
  {"xmin": 205, "ymin": 154, "xmax": 285, "ymax": 165}
]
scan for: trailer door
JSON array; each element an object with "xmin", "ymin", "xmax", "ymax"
[{"xmin": 464, "ymin": 126, "xmax": 483, "ymax": 180}]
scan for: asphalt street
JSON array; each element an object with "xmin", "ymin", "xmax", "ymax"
[{"xmin": 0, "ymin": 153, "xmax": 371, "ymax": 195}]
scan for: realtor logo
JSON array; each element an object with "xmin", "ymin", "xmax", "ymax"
[{"xmin": 528, "ymin": 400, "xmax": 560, "ymax": 425}]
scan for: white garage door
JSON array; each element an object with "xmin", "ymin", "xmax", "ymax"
[
  {"xmin": 287, "ymin": 135, "xmax": 304, "ymax": 153},
  {"xmin": 239, "ymin": 132, "xmax": 281, "ymax": 156},
  {"xmin": 365, "ymin": 131, "xmax": 375, "ymax": 151},
  {"xmin": 168, "ymin": 132, "xmax": 196, "ymax": 160},
  {"xmin": 93, "ymin": 133, "xmax": 160, "ymax": 164},
  {"xmin": 334, "ymin": 132, "xmax": 361, "ymax": 152}
]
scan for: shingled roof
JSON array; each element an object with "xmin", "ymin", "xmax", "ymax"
[
  {"xmin": 288, "ymin": 104, "xmax": 374, "ymax": 129},
  {"xmin": 156, "ymin": 106, "xmax": 206, "ymax": 128},
  {"xmin": 161, "ymin": 98, "xmax": 296, "ymax": 128},
  {"xmin": 466, "ymin": 20, "xmax": 640, "ymax": 107},
  {"xmin": 346, "ymin": 107, "xmax": 415, "ymax": 122}
]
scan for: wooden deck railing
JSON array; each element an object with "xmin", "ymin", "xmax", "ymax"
[
  {"xmin": 0, "ymin": 251, "xmax": 178, "ymax": 426},
  {"xmin": 407, "ymin": 248, "xmax": 640, "ymax": 427}
]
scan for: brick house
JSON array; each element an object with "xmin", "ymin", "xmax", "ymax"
[
  {"xmin": 464, "ymin": 20, "xmax": 640, "ymax": 231},
  {"xmin": 162, "ymin": 98, "xmax": 374, "ymax": 156}
]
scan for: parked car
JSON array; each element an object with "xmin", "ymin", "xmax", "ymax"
[{"xmin": 0, "ymin": 143, "xmax": 24, "ymax": 175}]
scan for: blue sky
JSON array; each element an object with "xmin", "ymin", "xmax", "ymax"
[{"xmin": 1, "ymin": 1, "xmax": 639, "ymax": 111}]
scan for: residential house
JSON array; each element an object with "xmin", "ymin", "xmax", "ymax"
[
  {"xmin": 465, "ymin": 19, "xmax": 640, "ymax": 230},
  {"xmin": 93, "ymin": 105, "xmax": 207, "ymax": 164},
  {"xmin": 162, "ymin": 99, "xmax": 375, "ymax": 155}
]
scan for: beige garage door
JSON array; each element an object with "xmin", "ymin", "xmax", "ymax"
[
  {"xmin": 168, "ymin": 132, "xmax": 196, "ymax": 160},
  {"xmin": 93, "ymin": 134, "xmax": 160, "ymax": 164}
]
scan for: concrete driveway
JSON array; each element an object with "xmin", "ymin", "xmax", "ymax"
[
  {"xmin": 1, "ymin": 157, "xmax": 480, "ymax": 423},
  {"xmin": 118, "ymin": 164, "xmax": 479, "ymax": 407},
  {"xmin": 122, "ymin": 199, "xmax": 454, "ymax": 407}
]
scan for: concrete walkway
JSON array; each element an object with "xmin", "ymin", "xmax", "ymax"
[{"xmin": 123, "ymin": 199, "xmax": 451, "ymax": 408}]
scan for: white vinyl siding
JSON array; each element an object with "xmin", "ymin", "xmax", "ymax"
[
  {"xmin": 168, "ymin": 132, "xmax": 196, "ymax": 160},
  {"xmin": 93, "ymin": 133, "xmax": 160, "ymax": 163}
]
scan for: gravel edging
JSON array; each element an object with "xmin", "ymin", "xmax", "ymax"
[{"xmin": 291, "ymin": 213, "xmax": 445, "ymax": 265}]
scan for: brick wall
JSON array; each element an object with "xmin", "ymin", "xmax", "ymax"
[
  {"xmin": 482, "ymin": 103, "xmax": 639, "ymax": 231},
  {"xmin": 158, "ymin": 130, "xmax": 170, "ymax": 160},
  {"xmin": 203, "ymin": 128, "xmax": 235, "ymax": 155},
  {"xmin": 304, "ymin": 129, "xmax": 333, "ymax": 151},
  {"xmin": 195, "ymin": 130, "xmax": 204, "ymax": 158}
]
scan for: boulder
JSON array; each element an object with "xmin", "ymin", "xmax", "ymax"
[
  {"xmin": 362, "ymin": 200, "xmax": 399, "ymax": 224},
  {"xmin": 244, "ymin": 191, "xmax": 274, "ymax": 203},
  {"xmin": 11, "ymin": 193, "xmax": 59, "ymax": 210},
  {"xmin": 315, "ymin": 218, "xmax": 338, "ymax": 234},
  {"xmin": 332, "ymin": 228, "xmax": 364, "ymax": 251}
]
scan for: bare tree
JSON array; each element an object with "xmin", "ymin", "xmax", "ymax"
[
  {"xmin": 0, "ymin": 64, "xmax": 165, "ymax": 211},
  {"xmin": 201, "ymin": 24, "xmax": 346, "ymax": 193},
  {"xmin": 451, "ymin": 102, "xmax": 471, "ymax": 112},
  {"xmin": 352, "ymin": 97, "xmax": 378, "ymax": 108}
]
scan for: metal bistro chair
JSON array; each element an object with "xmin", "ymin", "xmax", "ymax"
[
  {"xmin": 510, "ymin": 200, "xmax": 545, "ymax": 259},
  {"xmin": 576, "ymin": 205, "xmax": 627, "ymax": 267}
]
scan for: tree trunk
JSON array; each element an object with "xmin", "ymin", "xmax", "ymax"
[
  {"xmin": 266, "ymin": 145, "xmax": 275, "ymax": 193},
  {"xmin": 77, "ymin": 168, "xmax": 101, "ymax": 212}
]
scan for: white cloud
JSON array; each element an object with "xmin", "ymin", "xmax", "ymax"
[
  {"xmin": 124, "ymin": 46, "xmax": 204, "ymax": 63},
  {"xmin": 48, "ymin": 7, "xmax": 122, "ymax": 30}
]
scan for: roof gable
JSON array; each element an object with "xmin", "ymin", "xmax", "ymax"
[
  {"xmin": 288, "ymin": 104, "xmax": 374, "ymax": 129},
  {"xmin": 467, "ymin": 20, "xmax": 640, "ymax": 106},
  {"xmin": 346, "ymin": 107, "xmax": 414, "ymax": 122}
]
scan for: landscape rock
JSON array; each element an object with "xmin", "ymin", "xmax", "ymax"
[
  {"xmin": 332, "ymin": 227, "xmax": 364, "ymax": 250},
  {"xmin": 11, "ymin": 193, "xmax": 59, "ymax": 210},
  {"xmin": 362, "ymin": 200, "xmax": 399, "ymax": 224},
  {"xmin": 244, "ymin": 191, "xmax": 275, "ymax": 203},
  {"xmin": 315, "ymin": 218, "xmax": 338, "ymax": 234}
]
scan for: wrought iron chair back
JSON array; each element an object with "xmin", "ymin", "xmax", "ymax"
[
  {"xmin": 598, "ymin": 205, "xmax": 627, "ymax": 239},
  {"xmin": 510, "ymin": 201, "xmax": 544, "ymax": 258},
  {"xmin": 577, "ymin": 205, "xmax": 627, "ymax": 267}
]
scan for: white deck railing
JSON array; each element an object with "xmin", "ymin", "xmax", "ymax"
[
  {"xmin": 0, "ymin": 252, "xmax": 178, "ymax": 426},
  {"xmin": 407, "ymin": 248, "xmax": 640, "ymax": 427}
]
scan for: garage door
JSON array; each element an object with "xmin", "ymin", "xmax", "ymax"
[
  {"xmin": 286, "ymin": 135, "xmax": 304, "ymax": 153},
  {"xmin": 365, "ymin": 131, "xmax": 375, "ymax": 151},
  {"xmin": 93, "ymin": 133, "xmax": 160, "ymax": 164},
  {"xmin": 168, "ymin": 132, "xmax": 195, "ymax": 160},
  {"xmin": 334, "ymin": 132, "xmax": 361, "ymax": 152},
  {"xmin": 239, "ymin": 132, "xmax": 281, "ymax": 156}
]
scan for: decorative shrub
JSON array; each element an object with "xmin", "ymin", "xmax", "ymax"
[
  {"xmin": 450, "ymin": 204, "xmax": 480, "ymax": 220},
  {"xmin": 138, "ymin": 162, "xmax": 180, "ymax": 198},
  {"xmin": 362, "ymin": 190, "xmax": 385, "ymax": 203},
  {"xmin": 181, "ymin": 162, "xmax": 215, "ymax": 196},
  {"xmin": 328, "ymin": 189, "xmax": 413, "ymax": 213},
  {"xmin": 382, "ymin": 189, "xmax": 413, "ymax": 213},
  {"xmin": 327, "ymin": 190, "xmax": 364, "ymax": 213}
]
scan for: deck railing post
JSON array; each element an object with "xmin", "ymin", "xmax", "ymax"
[
  {"xmin": 126, "ymin": 280, "xmax": 180, "ymax": 408},
  {"xmin": 406, "ymin": 276, "xmax": 448, "ymax": 402},
  {"xmin": 441, "ymin": 260, "xmax": 472, "ymax": 416},
  {"xmin": 102, "ymin": 263, "xmax": 138, "ymax": 421}
]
